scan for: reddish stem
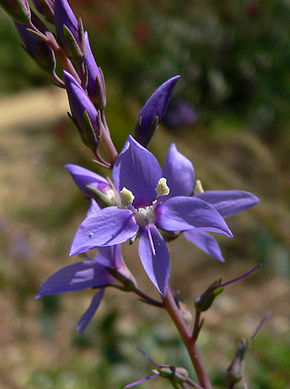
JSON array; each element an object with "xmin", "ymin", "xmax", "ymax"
[{"xmin": 162, "ymin": 287, "xmax": 212, "ymax": 389}]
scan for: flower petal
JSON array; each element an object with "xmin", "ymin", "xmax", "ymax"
[
  {"xmin": 195, "ymin": 190, "xmax": 260, "ymax": 218},
  {"xmin": 138, "ymin": 225, "xmax": 170, "ymax": 296},
  {"xmin": 162, "ymin": 143, "xmax": 195, "ymax": 197},
  {"xmin": 70, "ymin": 207, "xmax": 138, "ymax": 255},
  {"xmin": 35, "ymin": 260, "xmax": 110, "ymax": 298},
  {"xmin": 112, "ymin": 136, "xmax": 162, "ymax": 207},
  {"xmin": 65, "ymin": 164, "xmax": 109, "ymax": 198},
  {"xmin": 183, "ymin": 230, "xmax": 225, "ymax": 262},
  {"xmin": 134, "ymin": 75, "xmax": 180, "ymax": 147},
  {"xmin": 156, "ymin": 197, "xmax": 233, "ymax": 236},
  {"xmin": 96, "ymin": 245, "xmax": 124, "ymax": 269},
  {"xmin": 77, "ymin": 289, "xmax": 105, "ymax": 332}
]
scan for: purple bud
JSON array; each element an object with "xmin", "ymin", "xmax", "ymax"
[
  {"xmin": 0, "ymin": 0, "xmax": 31, "ymax": 24},
  {"xmin": 63, "ymin": 70, "xmax": 100, "ymax": 149},
  {"xmin": 133, "ymin": 75, "xmax": 180, "ymax": 147},
  {"xmin": 54, "ymin": 0, "xmax": 85, "ymax": 60},
  {"xmin": 31, "ymin": 0, "xmax": 54, "ymax": 24},
  {"xmin": 14, "ymin": 19, "xmax": 56, "ymax": 73},
  {"xmin": 84, "ymin": 31, "xmax": 106, "ymax": 108}
]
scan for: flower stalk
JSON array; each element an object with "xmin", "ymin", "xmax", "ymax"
[{"xmin": 163, "ymin": 287, "xmax": 212, "ymax": 389}]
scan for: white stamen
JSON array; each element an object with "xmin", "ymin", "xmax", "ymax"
[
  {"xmin": 156, "ymin": 177, "xmax": 170, "ymax": 196},
  {"xmin": 195, "ymin": 179, "xmax": 204, "ymax": 193},
  {"xmin": 120, "ymin": 187, "xmax": 135, "ymax": 206}
]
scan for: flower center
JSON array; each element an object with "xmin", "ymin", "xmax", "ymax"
[{"xmin": 135, "ymin": 205, "xmax": 155, "ymax": 226}]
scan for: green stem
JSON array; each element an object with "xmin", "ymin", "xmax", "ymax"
[{"xmin": 162, "ymin": 287, "xmax": 212, "ymax": 389}]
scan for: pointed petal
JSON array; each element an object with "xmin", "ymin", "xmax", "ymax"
[
  {"xmin": 35, "ymin": 260, "xmax": 110, "ymax": 298},
  {"xmin": 86, "ymin": 199, "xmax": 100, "ymax": 217},
  {"xmin": 162, "ymin": 143, "xmax": 195, "ymax": 197},
  {"xmin": 138, "ymin": 225, "xmax": 170, "ymax": 296},
  {"xmin": 65, "ymin": 164, "xmax": 109, "ymax": 198},
  {"xmin": 134, "ymin": 75, "xmax": 180, "ymax": 147},
  {"xmin": 112, "ymin": 136, "xmax": 162, "ymax": 207},
  {"xmin": 70, "ymin": 207, "xmax": 138, "ymax": 255},
  {"xmin": 156, "ymin": 197, "xmax": 233, "ymax": 236},
  {"xmin": 77, "ymin": 289, "xmax": 105, "ymax": 332},
  {"xmin": 183, "ymin": 230, "xmax": 225, "ymax": 262},
  {"xmin": 195, "ymin": 190, "xmax": 260, "ymax": 218}
]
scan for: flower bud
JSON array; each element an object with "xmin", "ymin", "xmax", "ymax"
[
  {"xmin": 54, "ymin": 0, "xmax": 85, "ymax": 61},
  {"xmin": 31, "ymin": 0, "xmax": 54, "ymax": 24},
  {"xmin": 194, "ymin": 280, "xmax": 224, "ymax": 312},
  {"xmin": 14, "ymin": 19, "xmax": 56, "ymax": 73},
  {"xmin": 84, "ymin": 32, "xmax": 106, "ymax": 109},
  {"xmin": 133, "ymin": 75, "xmax": 180, "ymax": 147},
  {"xmin": 0, "ymin": 0, "xmax": 31, "ymax": 24},
  {"xmin": 226, "ymin": 339, "xmax": 249, "ymax": 386},
  {"xmin": 63, "ymin": 70, "xmax": 100, "ymax": 151}
]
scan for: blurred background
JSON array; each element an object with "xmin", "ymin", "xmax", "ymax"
[{"xmin": 0, "ymin": 0, "xmax": 289, "ymax": 388}]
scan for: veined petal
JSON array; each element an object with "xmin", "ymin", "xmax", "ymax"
[
  {"xmin": 183, "ymin": 230, "xmax": 225, "ymax": 262},
  {"xmin": 65, "ymin": 164, "xmax": 109, "ymax": 198},
  {"xmin": 35, "ymin": 260, "xmax": 110, "ymax": 298},
  {"xmin": 195, "ymin": 190, "xmax": 260, "ymax": 218},
  {"xmin": 162, "ymin": 143, "xmax": 195, "ymax": 197},
  {"xmin": 156, "ymin": 197, "xmax": 233, "ymax": 237},
  {"xmin": 112, "ymin": 136, "xmax": 162, "ymax": 207},
  {"xmin": 138, "ymin": 225, "xmax": 170, "ymax": 296},
  {"xmin": 70, "ymin": 207, "xmax": 138, "ymax": 255},
  {"xmin": 77, "ymin": 289, "xmax": 105, "ymax": 332}
]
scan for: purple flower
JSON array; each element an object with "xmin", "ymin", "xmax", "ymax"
[
  {"xmin": 63, "ymin": 70, "xmax": 100, "ymax": 150},
  {"xmin": 0, "ymin": 0, "xmax": 31, "ymax": 24},
  {"xmin": 133, "ymin": 76, "xmax": 180, "ymax": 147},
  {"xmin": 69, "ymin": 136, "xmax": 232, "ymax": 296},
  {"xmin": 161, "ymin": 143, "xmax": 260, "ymax": 262},
  {"xmin": 54, "ymin": 0, "xmax": 85, "ymax": 60},
  {"xmin": 36, "ymin": 224, "xmax": 133, "ymax": 332},
  {"xmin": 14, "ymin": 17, "xmax": 56, "ymax": 72},
  {"xmin": 84, "ymin": 31, "xmax": 106, "ymax": 108}
]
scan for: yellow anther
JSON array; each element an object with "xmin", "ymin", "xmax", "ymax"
[
  {"xmin": 156, "ymin": 177, "xmax": 170, "ymax": 196},
  {"xmin": 195, "ymin": 179, "xmax": 204, "ymax": 193},
  {"xmin": 120, "ymin": 187, "xmax": 135, "ymax": 206}
]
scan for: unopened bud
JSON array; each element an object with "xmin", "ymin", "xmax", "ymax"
[
  {"xmin": 156, "ymin": 177, "xmax": 170, "ymax": 196},
  {"xmin": 194, "ymin": 280, "xmax": 224, "ymax": 312},
  {"xmin": 0, "ymin": 0, "xmax": 31, "ymax": 24},
  {"xmin": 226, "ymin": 339, "xmax": 249, "ymax": 386},
  {"xmin": 14, "ymin": 20, "xmax": 56, "ymax": 73},
  {"xmin": 54, "ymin": 0, "xmax": 85, "ymax": 61},
  {"xmin": 120, "ymin": 187, "xmax": 135, "ymax": 206}
]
